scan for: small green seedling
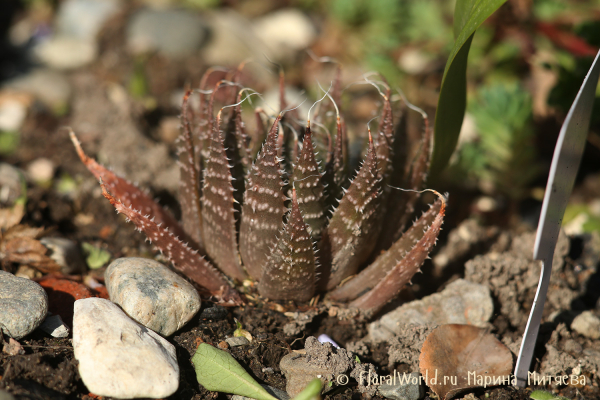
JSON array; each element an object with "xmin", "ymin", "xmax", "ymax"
[
  {"xmin": 233, "ymin": 318, "xmax": 253, "ymax": 342},
  {"xmin": 292, "ymin": 379, "xmax": 322, "ymax": 400},
  {"xmin": 529, "ymin": 390, "xmax": 569, "ymax": 400},
  {"xmin": 82, "ymin": 242, "xmax": 111, "ymax": 269}
]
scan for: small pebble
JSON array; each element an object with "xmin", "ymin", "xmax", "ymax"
[
  {"xmin": 571, "ymin": 311, "xmax": 600, "ymax": 340},
  {"xmin": 369, "ymin": 279, "xmax": 493, "ymax": 342},
  {"xmin": 378, "ymin": 372, "xmax": 424, "ymax": 400},
  {"xmin": 2, "ymin": 338, "xmax": 25, "ymax": 356},
  {"xmin": 217, "ymin": 341, "xmax": 229, "ymax": 350},
  {"xmin": 73, "ymin": 298, "xmax": 179, "ymax": 398},
  {"xmin": 26, "ymin": 158, "xmax": 55, "ymax": 184},
  {"xmin": 40, "ymin": 237, "xmax": 86, "ymax": 274},
  {"xmin": 39, "ymin": 313, "xmax": 69, "ymax": 338},
  {"xmin": 199, "ymin": 305, "xmax": 228, "ymax": 320},
  {"xmin": 0, "ymin": 271, "xmax": 48, "ymax": 339},
  {"xmin": 225, "ymin": 336, "xmax": 250, "ymax": 347},
  {"xmin": 127, "ymin": 9, "xmax": 208, "ymax": 57},
  {"xmin": 105, "ymin": 257, "xmax": 201, "ymax": 336},
  {"xmin": 34, "ymin": 36, "xmax": 97, "ymax": 70}
]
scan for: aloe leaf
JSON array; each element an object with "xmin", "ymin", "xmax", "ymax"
[
  {"xmin": 70, "ymin": 131, "xmax": 191, "ymax": 245},
  {"xmin": 178, "ymin": 90, "xmax": 204, "ymax": 249},
  {"xmin": 239, "ymin": 115, "xmax": 287, "ymax": 280},
  {"xmin": 191, "ymin": 343, "xmax": 277, "ymax": 400},
  {"xmin": 329, "ymin": 199, "xmax": 442, "ymax": 302},
  {"xmin": 201, "ymin": 116, "xmax": 247, "ymax": 282},
  {"xmin": 292, "ymin": 126, "xmax": 326, "ymax": 238},
  {"xmin": 259, "ymin": 189, "xmax": 316, "ymax": 302},
  {"xmin": 349, "ymin": 193, "xmax": 445, "ymax": 312},
  {"xmin": 98, "ymin": 182, "xmax": 241, "ymax": 305},
  {"xmin": 429, "ymin": 0, "xmax": 507, "ymax": 176},
  {"xmin": 321, "ymin": 134, "xmax": 382, "ymax": 290},
  {"xmin": 291, "ymin": 379, "xmax": 322, "ymax": 400}
]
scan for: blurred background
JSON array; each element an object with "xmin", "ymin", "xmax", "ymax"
[{"xmin": 1, "ymin": 0, "xmax": 600, "ymax": 235}]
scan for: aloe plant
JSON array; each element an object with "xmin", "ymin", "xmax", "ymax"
[{"xmin": 70, "ymin": 67, "xmax": 445, "ymax": 313}]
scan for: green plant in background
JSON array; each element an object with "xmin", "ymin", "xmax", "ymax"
[
  {"xmin": 82, "ymin": 242, "xmax": 111, "ymax": 270},
  {"xmin": 453, "ymin": 83, "xmax": 539, "ymax": 200},
  {"xmin": 529, "ymin": 389, "xmax": 569, "ymax": 400}
]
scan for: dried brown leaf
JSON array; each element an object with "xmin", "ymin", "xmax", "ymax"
[{"xmin": 419, "ymin": 324, "xmax": 513, "ymax": 400}]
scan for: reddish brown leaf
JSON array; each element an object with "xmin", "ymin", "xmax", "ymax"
[
  {"xmin": 329, "ymin": 198, "xmax": 442, "ymax": 302},
  {"xmin": 201, "ymin": 115, "xmax": 247, "ymax": 282},
  {"xmin": 70, "ymin": 132, "xmax": 190, "ymax": 244},
  {"xmin": 177, "ymin": 90, "xmax": 204, "ymax": 249},
  {"xmin": 239, "ymin": 115, "xmax": 287, "ymax": 279},
  {"xmin": 321, "ymin": 134, "xmax": 382, "ymax": 290},
  {"xmin": 99, "ymin": 182, "xmax": 241, "ymax": 305},
  {"xmin": 349, "ymin": 192, "xmax": 445, "ymax": 312},
  {"xmin": 259, "ymin": 189, "xmax": 316, "ymax": 302},
  {"xmin": 419, "ymin": 324, "xmax": 513, "ymax": 400},
  {"xmin": 323, "ymin": 117, "xmax": 348, "ymax": 213},
  {"xmin": 292, "ymin": 126, "xmax": 326, "ymax": 238}
]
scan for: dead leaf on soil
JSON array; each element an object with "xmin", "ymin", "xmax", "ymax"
[
  {"xmin": 0, "ymin": 224, "xmax": 61, "ymax": 273},
  {"xmin": 419, "ymin": 324, "xmax": 513, "ymax": 400}
]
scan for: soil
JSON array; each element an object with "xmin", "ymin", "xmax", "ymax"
[{"xmin": 1, "ymin": 4, "xmax": 600, "ymax": 400}]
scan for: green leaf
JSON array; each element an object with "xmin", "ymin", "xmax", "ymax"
[
  {"xmin": 191, "ymin": 343, "xmax": 277, "ymax": 400},
  {"xmin": 429, "ymin": 0, "xmax": 507, "ymax": 177},
  {"xmin": 530, "ymin": 390, "xmax": 568, "ymax": 400},
  {"xmin": 291, "ymin": 379, "xmax": 322, "ymax": 400},
  {"xmin": 82, "ymin": 242, "xmax": 111, "ymax": 270}
]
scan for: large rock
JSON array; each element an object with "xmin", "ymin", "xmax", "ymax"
[
  {"xmin": 0, "ymin": 271, "xmax": 48, "ymax": 339},
  {"xmin": 73, "ymin": 298, "xmax": 179, "ymax": 398},
  {"xmin": 105, "ymin": 257, "xmax": 201, "ymax": 336},
  {"xmin": 369, "ymin": 279, "xmax": 493, "ymax": 342},
  {"xmin": 56, "ymin": 0, "xmax": 121, "ymax": 41}
]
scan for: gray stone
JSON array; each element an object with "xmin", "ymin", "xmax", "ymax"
[
  {"xmin": 105, "ymin": 257, "xmax": 200, "ymax": 336},
  {"xmin": 252, "ymin": 9, "xmax": 316, "ymax": 63},
  {"xmin": 73, "ymin": 298, "xmax": 179, "ymax": 398},
  {"xmin": 0, "ymin": 389, "xmax": 15, "ymax": 400},
  {"xmin": 0, "ymin": 99, "xmax": 27, "ymax": 132},
  {"xmin": 225, "ymin": 336, "xmax": 250, "ymax": 347},
  {"xmin": 40, "ymin": 237, "xmax": 86, "ymax": 274},
  {"xmin": 571, "ymin": 311, "xmax": 600, "ymax": 339},
  {"xmin": 369, "ymin": 279, "xmax": 493, "ymax": 342},
  {"xmin": 231, "ymin": 385, "xmax": 290, "ymax": 400},
  {"xmin": 0, "ymin": 163, "xmax": 25, "ymax": 206},
  {"xmin": 39, "ymin": 313, "xmax": 69, "ymax": 338},
  {"xmin": 33, "ymin": 36, "xmax": 97, "ymax": 70},
  {"xmin": 26, "ymin": 158, "xmax": 55, "ymax": 184},
  {"xmin": 378, "ymin": 372, "xmax": 424, "ymax": 400},
  {"xmin": 0, "ymin": 271, "xmax": 48, "ymax": 339},
  {"xmin": 56, "ymin": 0, "xmax": 121, "ymax": 41},
  {"xmin": 127, "ymin": 9, "xmax": 208, "ymax": 57},
  {"xmin": 2, "ymin": 69, "xmax": 71, "ymax": 111}
]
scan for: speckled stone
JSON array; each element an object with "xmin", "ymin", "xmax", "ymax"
[
  {"xmin": 0, "ymin": 271, "xmax": 48, "ymax": 339},
  {"xmin": 73, "ymin": 298, "xmax": 179, "ymax": 398},
  {"xmin": 105, "ymin": 257, "xmax": 200, "ymax": 336}
]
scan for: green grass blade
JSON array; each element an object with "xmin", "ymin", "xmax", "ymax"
[
  {"xmin": 430, "ymin": 0, "xmax": 507, "ymax": 177},
  {"xmin": 291, "ymin": 379, "xmax": 322, "ymax": 400},
  {"xmin": 191, "ymin": 343, "xmax": 277, "ymax": 400}
]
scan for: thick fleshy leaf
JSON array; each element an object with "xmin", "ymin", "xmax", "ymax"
[
  {"xmin": 374, "ymin": 89, "xmax": 394, "ymax": 180},
  {"xmin": 329, "ymin": 199, "xmax": 442, "ymax": 302},
  {"xmin": 239, "ymin": 115, "xmax": 287, "ymax": 279},
  {"xmin": 323, "ymin": 118, "xmax": 348, "ymax": 213},
  {"xmin": 349, "ymin": 193, "xmax": 445, "ymax": 312},
  {"xmin": 419, "ymin": 324, "xmax": 513, "ymax": 400},
  {"xmin": 429, "ymin": 0, "xmax": 508, "ymax": 176},
  {"xmin": 201, "ymin": 117, "xmax": 247, "ymax": 282},
  {"xmin": 177, "ymin": 90, "xmax": 204, "ymax": 249},
  {"xmin": 70, "ymin": 132, "xmax": 190, "ymax": 243},
  {"xmin": 292, "ymin": 126, "xmax": 326, "ymax": 238},
  {"xmin": 99, "ymin": 182, "xmax": 241, "ymax": 304},
  {"xmin": 321, "ymin": 135, "xmax": 382, "ymax": 290},
  {"xmin": 259, "ymin": 189, "xmax": 316, "ymax": 302},
  {"xmin": 192, "ymin": 343, "xmax": 277, "ymax": 400}
]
